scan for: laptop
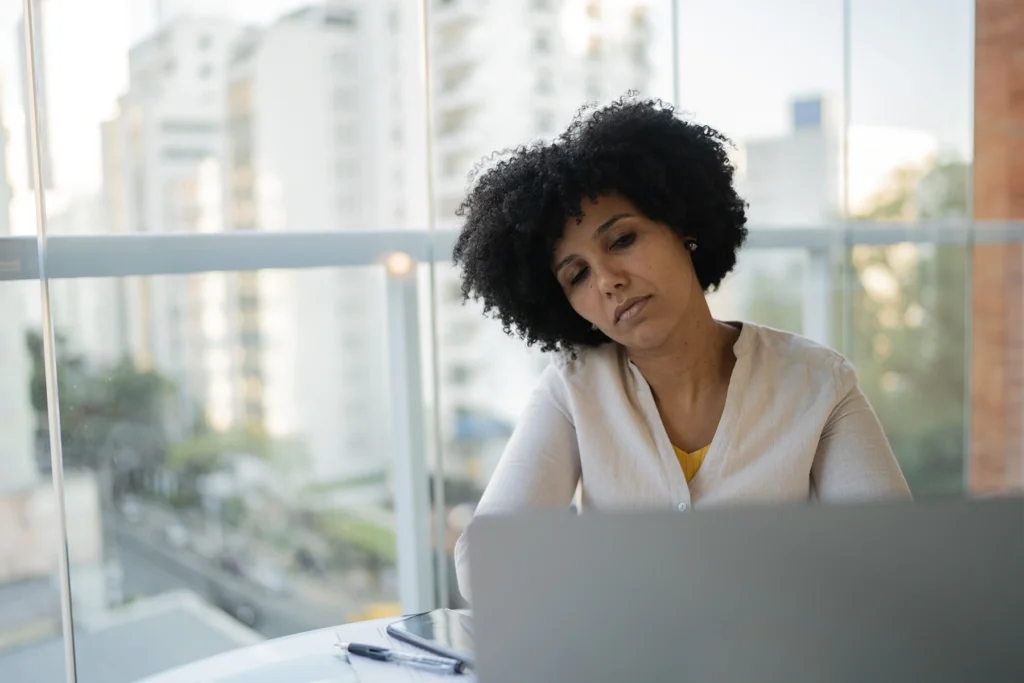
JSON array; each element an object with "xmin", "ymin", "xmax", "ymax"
[{"xmin": 466, "ymin": 498, "xmax": 1024, "ymax": 683}]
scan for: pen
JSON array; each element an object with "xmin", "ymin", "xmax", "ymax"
[{"xmin": 338, "ymin": 641, "xmax": 467, "ymax": 675}]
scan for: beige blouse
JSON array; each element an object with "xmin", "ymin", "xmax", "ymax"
[{"xmin": 455, "ymin": 323, "xmax": 912, "ymax": 599}]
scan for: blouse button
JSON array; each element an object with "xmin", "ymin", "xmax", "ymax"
[{"xmin": 677, "ymin": 502, "xmax": 688, "ymax": 512}]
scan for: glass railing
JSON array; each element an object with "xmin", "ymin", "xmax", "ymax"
[{"xmin": 3, "ymin": 223, "xmax": 1021, "ymax": 656}]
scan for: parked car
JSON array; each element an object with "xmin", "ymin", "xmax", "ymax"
[
  {"xmin": 120, "ymin": 498, "xmax": 142, "ymax": 523},
  {"xmin": 246, "ymin": 561, "xmax": 291, "ymax": 595}
]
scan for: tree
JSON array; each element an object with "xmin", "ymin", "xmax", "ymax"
[
  {"xmin": 847, "ymin": 159, "xmax": 970, "ymax": 495},
  {"xmin": 168, "ymin": 426, "xmax": 283, "ymax": 474},
  {"xmin": 168, "ymin": 421, "xmax": 307, "ymax": 477},
  {"xmin": 165, "ymin": 420, "xmax": 309, "ymax": 515},
  {"xmin": 26, "ymin": 330, "xmax": 173, "ymax": 495}
]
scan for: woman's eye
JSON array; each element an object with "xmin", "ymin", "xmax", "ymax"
[
  {"xmin": 569, "ymin": 267, "xmax": 589, "ymax": 286},
  {"xmin": 611, "ymin": 232, "xmax": 636, "ymax": 249}
]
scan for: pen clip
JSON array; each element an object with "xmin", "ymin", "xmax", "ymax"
[{"xmin": 346, "ymin": 643, "xmax": 391, "ymax": 661}]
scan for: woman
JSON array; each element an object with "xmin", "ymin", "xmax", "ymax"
[{"xmin": 451, "ymin": 98, "xmax": 910, "ymax": 600}]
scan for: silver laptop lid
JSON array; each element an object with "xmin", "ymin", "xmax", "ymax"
[{"xmin": 467, "ymin": 499, "xmax": 1024, "ymax": 683}]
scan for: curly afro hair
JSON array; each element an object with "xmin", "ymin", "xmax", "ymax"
[{"xmin": 452, "ymin": 97, "xmax": 748, "ymax": 354}]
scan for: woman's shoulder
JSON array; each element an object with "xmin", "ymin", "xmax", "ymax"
[
  {"xmin": 740, "ymin": 322, "xmax": 853, "ymax": 384},
  {"xmin": 547, "ymin": 343, "xmax": 624, "ymax": 378},
  {"xmin": 522, "ymin": 346, "xmax": 624, "ymax": 421},
  {"xmin": 534, "ymin": 344, "xmax": 627, "ymax": 401}
]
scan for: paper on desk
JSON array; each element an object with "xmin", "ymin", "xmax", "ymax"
[
  {"xmin": 209, "ymin": 652, "xmax": 358, "ymax": 683},
  {"xmin": 342, "ymin": 622, "xmax": 477, "ymax": 683}
]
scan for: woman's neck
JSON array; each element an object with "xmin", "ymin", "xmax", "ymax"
[{"xmin": 627, "ymin": 312, "xmax": 738, "ymax": 406}]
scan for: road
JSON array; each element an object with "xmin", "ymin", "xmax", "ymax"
[{"xmin": 113, "ymin": 523, "xmax": 350, "ymax": 639}]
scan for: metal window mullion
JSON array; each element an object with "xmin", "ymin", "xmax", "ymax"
[
  {"xmin": 22, "ymin": 1, "xmax": 77, "ymax": 682},
  {"xmin": 386, "ymin": 270, "xmax": 435, "ymax": 613},
  {"xmin": 802, "ymin": 247, "xmax": 832, "ymax": 346},
  {"xmin": 417, "ymin": 0, "xmax": 451, "ymax": 610}
]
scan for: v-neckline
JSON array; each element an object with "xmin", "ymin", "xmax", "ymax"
[{"xmin": 629, "ymin": 322, "xmax": 752, "ymax": 500}]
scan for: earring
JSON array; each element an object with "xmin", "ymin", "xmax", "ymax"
[
  {"xmin": 686, "ymin": 239, "xmax": 698, "ymax": 252},
  {"xmin": 591, "ymin": 324, "xmax": 598, "ymax": 331}
]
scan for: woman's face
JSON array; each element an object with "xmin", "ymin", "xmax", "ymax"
[{"xmin": 552, "ymin": 193, "xmax": 700, "ymax": 352}]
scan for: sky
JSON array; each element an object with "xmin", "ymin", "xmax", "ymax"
[
  {"xmin": 0, "ymin": 0, "xmax": 974, "ymax": 234},
  {"xmin": 675, "ymin": 0, "xmax": 973, "ymax": 151}
]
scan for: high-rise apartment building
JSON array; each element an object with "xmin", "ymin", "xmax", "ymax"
[
  {"xmin": 429, "ymin": 0, "xmax": 653, "ymax": 485},
  {"xmin": 223, "ymin": 2, "xmax": 424, "ymax": 492},
  {"xmin": 97, "ymin": 0, "xmax": 652, "ymax": 495},
  {"xmin": 430, "ymin": 0, "xmax": 652, "ymax": 220},
  {"xmin": 101, "ymin": 15, "xmax": 242, "ymax": 435},
  {"xmin": 740, "ymin": 94, "xmax": 939, "ymax": 226},
  {"xmin": 741, "ymin": 96, "xmax": 842, "ymax": 227}
]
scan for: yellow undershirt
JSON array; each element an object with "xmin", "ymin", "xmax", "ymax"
[{"xmin": 673, "ymin": 444, "xmax": 710, "ymax": 483}]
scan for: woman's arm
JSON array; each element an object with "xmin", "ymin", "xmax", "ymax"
[
  {"xmin": 811, "ymin": 359, "xmax": 912, "ymax": 501},
  {"xmin": 454, "ymin": 365, "xmax": 581, "ymax": 601}
]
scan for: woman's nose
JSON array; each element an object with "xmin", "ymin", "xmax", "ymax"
[{"xmin": 595, "ymin": 266, "xmax": 628, "ymax": 295}]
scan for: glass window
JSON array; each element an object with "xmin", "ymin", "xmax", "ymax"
[
  {"xmin": 334, "ymin": 88, "xmax": 358, "ymax": 109},
  {"xmin": 535, "ymin": 110, "xmax": 555, "ymax": 132},
  {"xmin": 46, "ymin": 268, "xmax": 399, "ymax": 665},
  {"xmin": 844, "ymin": 0, "xmax": 974, "ymax": 496},
  {"xmin": 3, "ymin": 0, "xmax": 1013, "ymax": 678},
  {"xmin": 439, "ymin": 63, "xmax": 473, "ymax": 93},
  {"xmin": 335, "ymin": 124, "xmax": 357, "ymax": 145},
  {"xmin": 12, "ymin": 1, "xmax": 429, "ymax": 678},
  {"xmin": 331, "ymin": 50, "xmax": 356, "ymax": 71},
  {"xmin": 324, "ymin": 11, "xmax": 357, "ymax": 28},
  {"xmin": 336, "ymin": 158, "xmax": 359, "ymax": 178},
  {"xmin": 437, "ymin": 106, "xmax": 473, "ymax": 137},
  {"xmin": 535, "ymin": 31, "xmax": 551, "ymax": 53},
  {"xmin": 536, "ymin": 69, "xmax": 555, "ymax": 94}
]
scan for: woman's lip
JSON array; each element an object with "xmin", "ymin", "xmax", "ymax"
[{"xmin": 614, "ymin": 296, "xmax": 651, "ymax": 324}]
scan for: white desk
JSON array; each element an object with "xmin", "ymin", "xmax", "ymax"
[{"xmin": 138, "ymin": 617, "xmax": 474, "ymax": 683}]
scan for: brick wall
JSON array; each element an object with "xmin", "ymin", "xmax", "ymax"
[{"xmin": 970, "ymin": 0, "xmax": 1024, "ymax": 493}]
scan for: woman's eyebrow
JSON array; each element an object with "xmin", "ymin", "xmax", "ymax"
[{"xmin": 554, "ymin": 214, "xmax": 633, "ymax": 272}]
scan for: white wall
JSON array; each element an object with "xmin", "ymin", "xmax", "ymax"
[
  {"xmin": 0, "ymin": 473, "xmax": 103, "ymax": 585},
  {"xmin": 0, "ymin": 282, "xmax": 36, "ymax": 495}
]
